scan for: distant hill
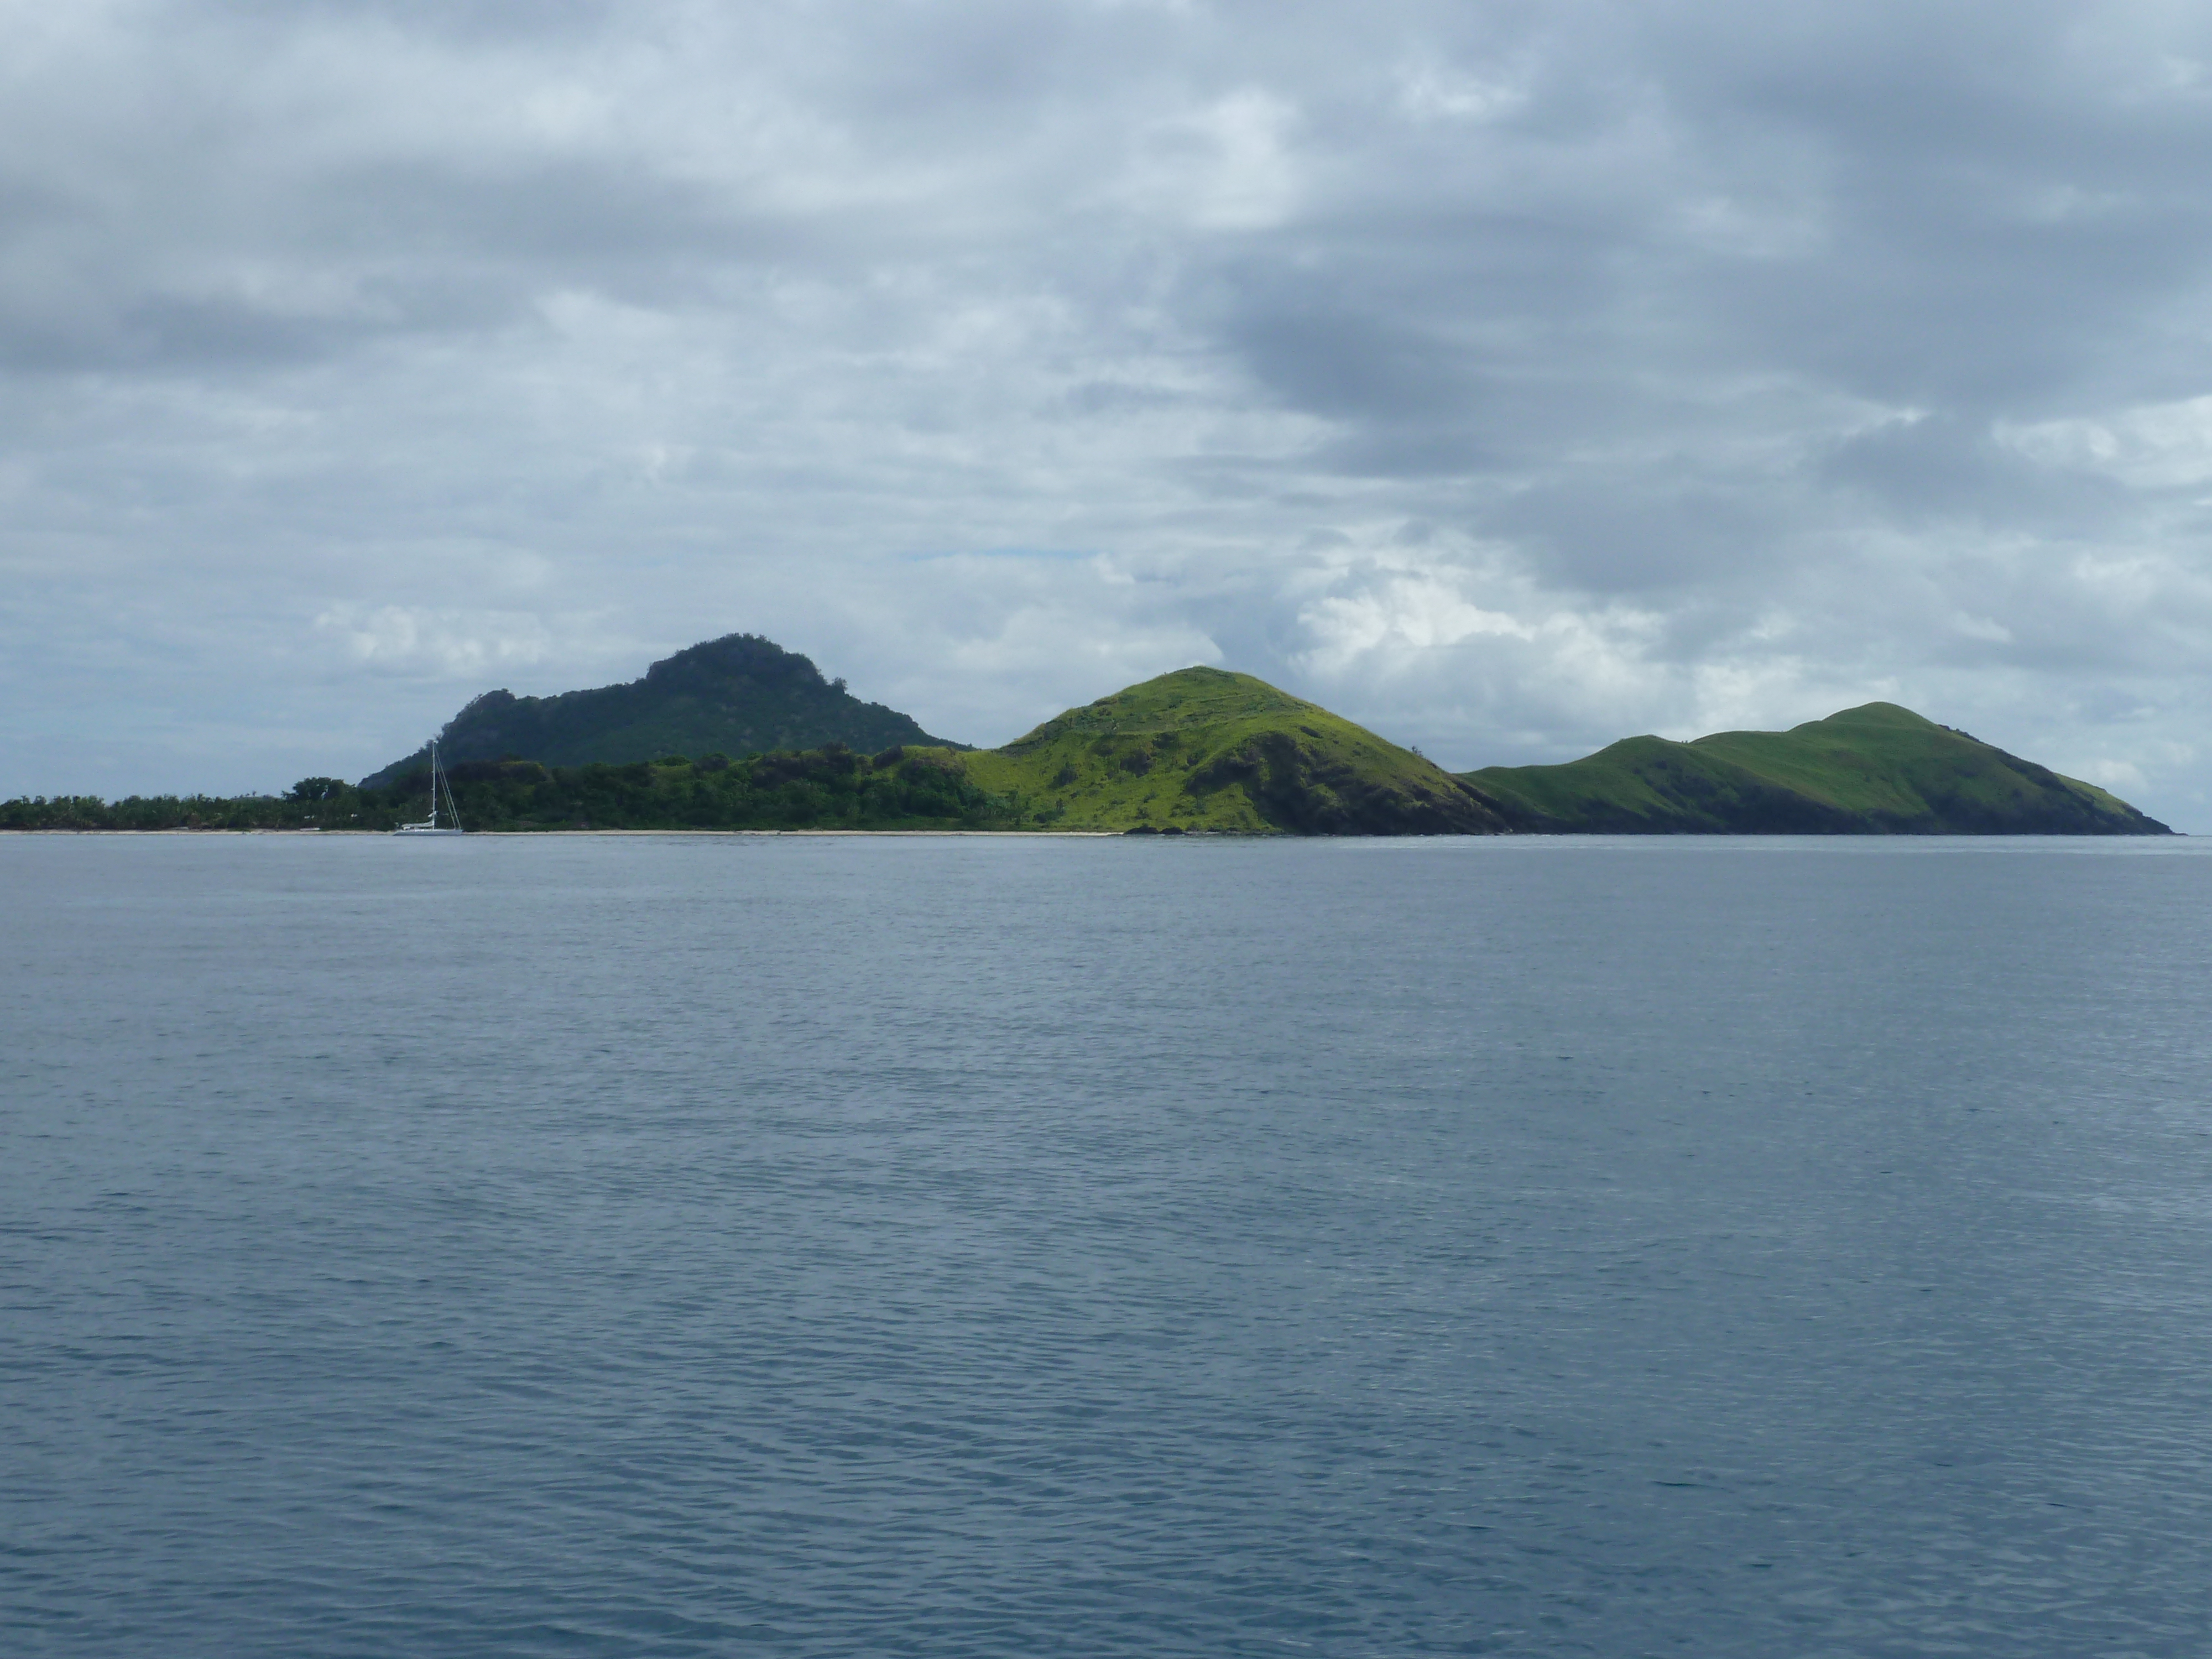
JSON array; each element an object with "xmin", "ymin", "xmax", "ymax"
[
  {"xmin": 958, "ymin": 666, "xmax": 1512, "ymax": 833},
  {"xmin": 10, "ymin": 675, "xmax": 2176, "ymax": 836},
  {"xmin": 326, "ymin": 666, "xmax": 1511, "ymax": 834},
  {"xmin": 1462, "ymin": 702, "xmax": 2172, "ymax": 834},
  {"xmin": 359, "ymin": 633, "xmax": 959, "ymax": 789}
]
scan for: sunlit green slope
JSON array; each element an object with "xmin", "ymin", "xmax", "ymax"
[
  {"xmin": 1464, "ymin": 702, "xmax": 2170, "ymax": 834},
  {"xmin": 954, "ymin": 666, "xmax": 1511, "ymax": 833}
]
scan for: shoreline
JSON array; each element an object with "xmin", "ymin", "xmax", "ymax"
[
  {"xmin": 0, "ymin": 826, "xmax": 1144, "ymax": 838},
  {"xmin": 1, "ymin": 826, "xmax": 2185, "ymax": 840}
]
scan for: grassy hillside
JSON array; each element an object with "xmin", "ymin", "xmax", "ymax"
[
  {"xmin": 360, "ymin": 634, "xmax": 957, "ymax": 788},
  {"xmin": 8, "ymin": 669, "xmax": 1503, "ymax": 835},
  {"xmin": 1467, "ymin": 702, "xmax": 2171, "ymax": 834},
  {"xmin": 21, "ymin": 680, "xmax": 2160, "ymax": 838},
  {"xmin": 958, "ymin": 666, "xmax": 1510, "ymax": 833}
]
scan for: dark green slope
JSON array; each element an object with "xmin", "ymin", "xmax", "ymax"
[
  {"xmin": 361, "ymin": 633, "xmax": 959, "ymax": 789},
  {"xmin": 0, "ymin": 749, "xmax": 1008, "ymax": 834},
  {"xmin": 15, "ymin": 682, "xmax": 2169, "ymax": 839},
  {"xmin": 1464, "ymin": 702, "xmax": 2171, "ymax": 834},
  {"xmin": 340, "ymin": 667, "xmax": 1509, "ymax": 834}
]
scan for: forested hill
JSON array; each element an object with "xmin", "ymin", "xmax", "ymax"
[
  {"xmin": 9, "ymin": 680, "xmax": 2173, "ymax": 838},
  {"xmin": 6, "ymin": 666, "xmax": 1514, "ymax": 836},
  {"xmin": 1462, "ymin": 702, "xmax": 2172, "ymax": 834},
  {"xmin": 360, "ymin": 634, "xmax": 958, "ymax": 788}
]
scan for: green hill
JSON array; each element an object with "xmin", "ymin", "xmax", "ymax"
[
  {"xmin": 319, "ymin": 666, "xmax": 1507, "ymax": 835},
  {"xmin": 359, "ymin": 634, "xmax": 957, "ymax": 789},
  {"xmin": 1464, "ymin": 702, "xmax": 2171, "ymax": 834},
  {"xmin": 958, "ymin": 666, "xmax": 1511, "ymax": 833},
  {"xmin": 19, "ymin": 667, "xmax": 2168, "ymax": 837}
]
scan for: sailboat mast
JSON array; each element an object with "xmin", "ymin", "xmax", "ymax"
[{"xmin": 429, "ymin": 741, "xmax": 440, "ymax": 829}]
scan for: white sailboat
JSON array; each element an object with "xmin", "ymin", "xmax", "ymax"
[{"xmin": 393, "ymin": 740, "xmax": 465, "ymax": 836}]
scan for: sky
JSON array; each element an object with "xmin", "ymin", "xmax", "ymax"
[{"xmin": 6, "ymin": 0, "xmax": 2212, "ymax": 827}]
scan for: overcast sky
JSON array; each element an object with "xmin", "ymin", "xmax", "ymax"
[{"xmin": 7, "ymin": 0, "xmax": 2212, "ymax": 825}]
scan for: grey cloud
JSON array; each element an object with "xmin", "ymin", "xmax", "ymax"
[
  {"xmin": 1814, "ymin": 414, "xmax": 2126, "ymax": 526},
  {"xmin": 1488, "ymin": 477, "xmax": 1801, "ymax": 597},
  {"xmin": 6, "ymin": 0, "xmax": 2212, "ymax": 826}
]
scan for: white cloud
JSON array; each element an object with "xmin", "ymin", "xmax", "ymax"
[
  {"xmin": 1952, "ymin": 613, "xmax": 2013, "ymax": 644},
  {"xmin": 6, "ymin": 1, "xmax": 2212, "ymax": 827},
  {"xmin": 2074, "ymin": 757, "xmax": 2147, "ymax": 790},
  {"xmin": 2001, "ymin": 399, "xmax": 2212, "ymax": 487},
  {"xmin": 312, "ymin": 605, "xmax": 557, "ymax": 680},
  {"xmin": 1116, "ymin": 88, "xmax": 1301, "ymax": 231},
  {"xmin": 1297, "ymin": 555, "xmax": 1540, "ymax": 666},
  {"xmin": 1395, "ymin": 59, "xmax": 1526, "ymax": 124}
]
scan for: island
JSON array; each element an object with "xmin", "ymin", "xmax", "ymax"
[
  {"xmin": 1, "ymin": 637, "xmax": 2173, "ymax": 835},
  {"xmin": 1464, "ymin": 702, "xmax": 2169, "ymax": 835}
]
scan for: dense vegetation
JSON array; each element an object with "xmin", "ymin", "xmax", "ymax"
[
  {"xmin": 359, "ymin": 633, "xmax": 958, "ymax": 788},
  {"xmin": 1465, "ymin": 702, "xmax": 2172, "ymax": 834},
  {"xmin": 2, "ymin": 748, "xmax": 1010, "ymax": 833},
  {"xmin": 5, "ymin": 669, "xmax": 1506, "ymax": 836},
  {"xmin": 8, "ymin": 679, "xmax": 2173, "ymax": 838},
  {"xmin": 2, "ymin": 791, "xmax": 345, "ymax": 832}
]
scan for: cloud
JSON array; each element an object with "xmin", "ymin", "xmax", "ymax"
[
  {"xmin": 4, "ymin": 0, "xmax": 2212, "ymax": 826},
  {"xmin": 2003, "ymin": 397, "xmax": 2212, "ymax": 488},
  {"xmin": 312, "ymin": 604, "xmax": 559, "ymax": 680}
]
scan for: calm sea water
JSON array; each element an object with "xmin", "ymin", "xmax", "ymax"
[{"xmin": 4, "ymin": 833, "xmax": 2212, "ymax": 1658}]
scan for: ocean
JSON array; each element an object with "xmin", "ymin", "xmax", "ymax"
[{"xmin": 4, "ymin": 832, "xmax": 2210, "ymax": 1657}]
